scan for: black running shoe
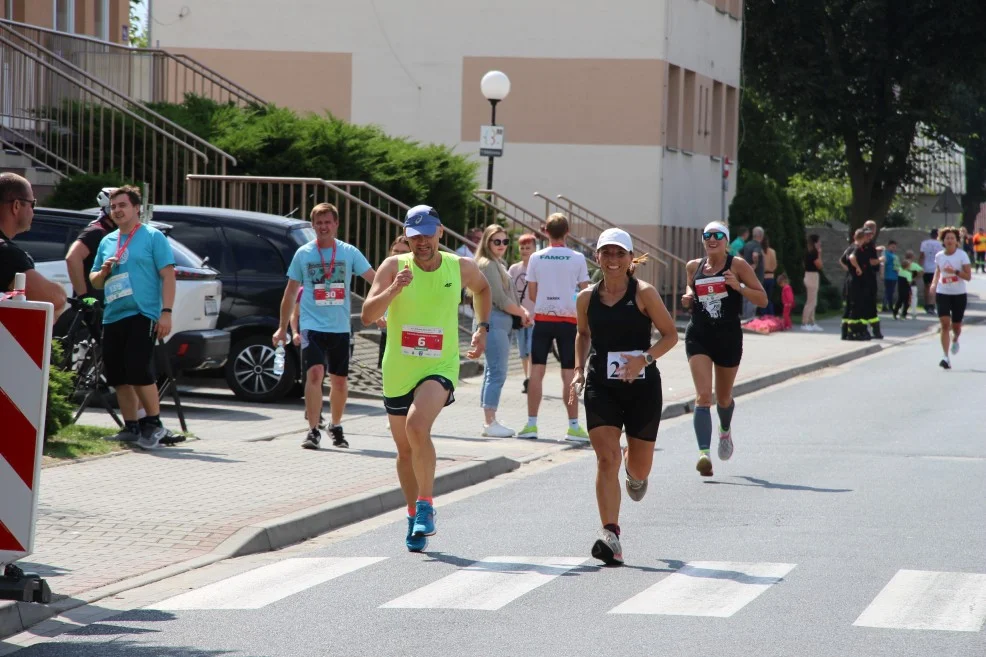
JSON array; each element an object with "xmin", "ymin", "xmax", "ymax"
[
  {"xmin": 302, "ymin": 428, "xmax": 321, "ymax": 449},
  {"xmin": 939, "ymin": 358, "xmax": 951, "ymax": 370},
  {"xmin": 331, "ymin": 425, "xmax": 349, "ymax": 448}
]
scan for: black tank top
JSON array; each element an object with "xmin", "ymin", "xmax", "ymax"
[
  {"xmin": 587, "ymin": 277, "xmax": 657, "ymax": 386},
  {"xmin": 690, "ymin": 255, "xmax": 742, "ymax": 326}
]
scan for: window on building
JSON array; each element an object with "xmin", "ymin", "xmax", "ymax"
[
  {"xmin": 725, "ymin": 85, "xmax": 738, "ymax": 159},
  {"xmin": 94, "ymin": 0, "xmax": 110, "ymax": 41},
  {"xmin": 704, "ymin": 86, "xmax": 712, "ymax": 139},
  {"xmin": 712, "ymin": 82, "xmax": 724, "ymax": 157},
  {"xmin": 54, "ymin": 0, "xmax": 74, "ymax": 33},
  {"xmin": 667, "ymin": 65, "xmax": 682, "ymax": 149},
  {"xmin": 682, "ymin": 70, "xmax": 696, "ymax": 152}
]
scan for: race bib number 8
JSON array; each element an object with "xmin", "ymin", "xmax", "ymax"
[
  {"xmin": 607, "ymin": 351, "xmax": 645, "ymax": 380},
  {"xmin": 401, "ymin": 325, "xmax": 444, "ymax": 358},
  {"xmin": 104, "ymin": 272, "xmax": 134, "ymax": 303},
  {"xmin": 314, "ymin": 283, "xmax": 346, "ymax": 306},
  {"xmin": 696, "ymin": 276, "xmax": 727, "ymax": 300}
]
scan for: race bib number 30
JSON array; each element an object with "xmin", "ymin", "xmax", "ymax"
[
  {"xmin": 401, "ymin": 325, "xmax": 444, "ymax": 358},
  {"xmin": 314, "ymin": 283, "xmax": 346, "ymax": 306},
  {"xmin": 104, "ymin": 272, "xmax": 134, "ymax": 303},
  {"xmin": 607, "ymin": 351, "xmax": 646, "ymax": 380}
]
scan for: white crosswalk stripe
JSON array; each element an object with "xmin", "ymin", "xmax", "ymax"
[
  {"xmin": 854, "ymin": 570, "xmax": 986, "ymax": 632},
  {"xmin": 154, "ymin": 557, "xmax": 386, "ymax": 610},
  {"xmin": 380, "ymin": 556, "xmax": 587, "ymax": 610},
  {"xmin": 609, "ymin": 561, "xmax": 797, "ymax": 617}
]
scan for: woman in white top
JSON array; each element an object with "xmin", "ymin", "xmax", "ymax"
[{"xmin": 931, "ymin": 227, "xmax": 973, "ymax": 369}]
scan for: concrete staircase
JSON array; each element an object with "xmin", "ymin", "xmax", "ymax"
[{"xmin": 0, "ymin": 148, "xmax": 60, "ymax": 202}]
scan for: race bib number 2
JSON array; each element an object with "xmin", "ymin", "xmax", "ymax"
[
  {"xmin": 401, "ymin": 325, "xmax": 444, "ymax": 358},
  {"xmin": 607, "ymin": 351, "xmax": 645, "ymax": 380},
  {"xmin": 313, "ymin": 283, "xmax": 346, "ymax": 306}
]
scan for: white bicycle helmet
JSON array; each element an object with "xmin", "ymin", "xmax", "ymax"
[{"xmin": 96, "ymin": 187, "xmax": 116, "ymax": 210}]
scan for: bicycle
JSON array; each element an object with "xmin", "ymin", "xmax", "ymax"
[{"xmin": 55, "ymin": 297, "xmax": 122, "ymax": 426}]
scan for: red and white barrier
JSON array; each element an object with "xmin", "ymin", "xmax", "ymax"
[{"xmin": 0, "ymin": 290, "xmax": 53, "ymax": 565}]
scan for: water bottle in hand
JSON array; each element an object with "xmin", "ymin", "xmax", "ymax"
[{"xmin": 273, "ymin": 341, "xmax": 285, "ymax": 376}]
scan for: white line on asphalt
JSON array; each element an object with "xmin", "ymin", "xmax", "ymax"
[
  {"xmin": 853, "ymin": 569, "xmax": 986, "ymax": 632},
  {"xmin": 153, "ymin": 557, "xmax": 386, "ymax": 610},
  {"xmin": 380, "ymin": 557, "xmax": 587, "ymax": 610},
  {"xmin": 609, "ymin": 561, "xmax": 797, "ymax": 617}
]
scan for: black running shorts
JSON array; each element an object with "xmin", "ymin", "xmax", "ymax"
[
  {"xmin": 302, "ymin": 330, "xmax": 350, "ymax": 376},
  {"xmin": 531, "ymin": 321, "xmax": 577, "ymax": 368},
  {"xmin": 936, "ymin": 293, "xmax": 967, "ymax": 324},
  {"xmin": 102, "ymin": 313, "xmax": 157, "ymax": 386},
  {"xmin": 383, "ymin": 375, "xmax": 455, "ymax": 416},
  {"xmin": 584, "ymin": 375, "xmax": 663, "ymax": 442},
  {"xmin": 684, "ymin": 321, "xmax": 743, "ymax": 368}
]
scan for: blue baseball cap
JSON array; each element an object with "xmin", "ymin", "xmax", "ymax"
[{"xmin": 404, "ymin": 205, "xmax": 442, "ymax": 237}]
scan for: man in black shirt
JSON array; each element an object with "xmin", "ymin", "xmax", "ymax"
[
  {"xmin": 859, "ymin": 221, "xmax": 883, "ymax": 339},
  {"xmin": 0, "ymin": 173, "xmax": 66, "ymax": 313},
  {"xmin": 65, "ymin": 187, "xmax": 117, "ymax": 299}
]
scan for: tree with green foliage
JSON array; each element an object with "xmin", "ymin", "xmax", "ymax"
[
  {"xmin": 745, "ymin": 0, "xmax": 986, "ymax": 231},
  {"xmin": 128, "ymin": 0, "xmax": 148, "ymax": 47},
  {"xmin": 786, "ymin": 174, "xmax": 851, "ymax": 226}
]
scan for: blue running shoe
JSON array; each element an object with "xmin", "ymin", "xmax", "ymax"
[
  {"xmin": 412, "ymin": 500, "xmax": 436, "ymax": 537},
  {"xmin": 406, "ymin": 516, "xmax": 427, "ymax": 552}
]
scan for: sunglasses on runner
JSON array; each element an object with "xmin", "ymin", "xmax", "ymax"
[
  {"xmin": 490, "ymin": 238, "xmax": 510, "ymax": 246},
  {"xmin": 703, "ymin": 231, "xmax": 727, "ymax": 241}
]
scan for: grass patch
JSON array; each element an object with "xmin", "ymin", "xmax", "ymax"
[{"xmin": 44, "ymin": 424, "xmax": 122, "ymax": 460}]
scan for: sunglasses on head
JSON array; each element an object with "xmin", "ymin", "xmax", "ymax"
[
  {"xmin": 703, "ymin": 231, "xmax": 727, "ymax": 241},
  {"xmin": 490, "ymin": 238, "xmax": 510, "ymax": 246}
]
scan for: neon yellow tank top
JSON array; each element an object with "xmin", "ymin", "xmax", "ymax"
[{"xmin": 382, "ymin": 252, "xmax": 462, "ymax": 397}]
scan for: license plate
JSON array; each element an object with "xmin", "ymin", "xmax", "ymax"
[{"xmin": 205, "ymin": 297, "xmax": 219, "ymax": 316}]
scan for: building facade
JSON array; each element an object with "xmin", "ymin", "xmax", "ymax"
[{"xmin": 0, "ymin": 0, "xmax": 130, "ymax": 43}]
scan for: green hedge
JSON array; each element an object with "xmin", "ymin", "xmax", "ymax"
[
  {"xmin": 46, "ymin": 172, "xmax": 135, "ymax": 211},
  {"xmin": 45, "ymin": 341, "xmax": 76, "ymax": 438}
]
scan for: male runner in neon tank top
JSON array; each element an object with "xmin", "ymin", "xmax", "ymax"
[{"xmin": 361, "ymin": 205, "xmax": 492, "ymax": 552}]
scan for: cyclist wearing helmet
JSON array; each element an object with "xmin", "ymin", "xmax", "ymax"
[{"xmin": 66, "ymin": 187, "xmax": 117, "ymax": 299}]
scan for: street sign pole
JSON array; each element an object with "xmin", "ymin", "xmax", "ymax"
[{"xmin": 487, "ymin": 100, "xmax": 498, "ymax": 190}]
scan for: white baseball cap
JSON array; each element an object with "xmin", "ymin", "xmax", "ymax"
[{"xmin": 596, "ymin": 228, "xmax": 633, "ymax": 252}]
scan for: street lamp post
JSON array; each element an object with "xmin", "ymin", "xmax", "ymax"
[{"xmin": 480, "ymin": 71, "xmax": 510, "ymax": 190}]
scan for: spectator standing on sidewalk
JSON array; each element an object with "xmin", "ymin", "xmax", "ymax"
[
  {"xmin": 920, "ymin": 229, "xmax": 943, "ymax": 314},
  {"xmin": 880, "ymin": 240, "xmax": 899, "ymax": 312},
  {"xmin": 740, "ymin": 227, "xmax": 764, "ymax": 320},
  {"xmin": 858, "ymin": 222, "xmax": 883, "ymax": 339},
  {"xmin": 508, "ymin": 233, "xmax": 537, "ymax": 393},
  {"xmin": 729, "ymin": 227, "xmax": 749, "ymax": 258},
  {"xmin": 474, "ymin": 224, "xmax": 532, "ymax": 437},
  {"xmin": 973, "ymin": 227, "xmax": 986, "ymax": 273},
  {"xmin": 89, "ymin": 186, "xmax": 176, "ymax": 448},
  {"xmin": 760, "ymin": 234, "xmax": 778, "ymax": 315},
  {"xmin": 802, "ymin": 235, "xmax": 823, "ymax": 331},
  {"xmin": 840, "ymin": 229, "xmax": 865, "ymax": 340},
  {"xmin": 960, "ymin": 227, "xmax": 975, "ymax": 264}
]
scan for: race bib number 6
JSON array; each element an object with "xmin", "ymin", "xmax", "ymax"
[{"xmin": 401, "ymin": 325, "xmax": 444, "ymax": 358}]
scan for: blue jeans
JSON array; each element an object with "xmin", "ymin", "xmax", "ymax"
[
  {"xmin": 480, "ymin": 308, "xmax": 513, "ymax": 410},
  {"xmin": 514, "ymin": 324, "xmax": 533, "ymax": 359},
  {"xmin": 883, "ymin": 278, "xmax": 897, "ymax": 309}
]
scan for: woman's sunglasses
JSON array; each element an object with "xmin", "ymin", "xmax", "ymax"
[
  {"xmin": 490, "ymin": 238, "xmax": 510, "ymax": 246},
  {"xmin": 703, "ymin": 231, "xmax": 727, "ymax": 241}
]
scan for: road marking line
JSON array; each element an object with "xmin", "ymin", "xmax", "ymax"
[
  {"xmin": 609, "ymin": 561, "xmax": 796, "ymax": 617},
  {"xmin": 380, "ymin": 556, "xmax": 587, "ymax": 610},
  {"xmin": 153, "ymin": 557, "xmax": 386, "ymax": 610},
  {"xmin": 854, "ymin": 569, "xmax": 986, "ymax": 632}
]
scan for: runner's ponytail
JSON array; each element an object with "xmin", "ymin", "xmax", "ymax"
[{"xmin": 627, "ymin": 253, "xmax": 650, "ymax": 278}]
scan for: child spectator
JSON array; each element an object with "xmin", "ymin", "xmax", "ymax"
[{"xmin": 779, "ymin": 273, "xmax": 794, "ymax": 330}]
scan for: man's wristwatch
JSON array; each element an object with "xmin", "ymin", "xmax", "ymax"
[
  {"xmin": 643, "ymin": 352, "xmax": 654, "ymax": 365},
  {"xmin": 478, "ymin": 322, "xmax": 490, "ymax": 333},
  {"xmin": 161, "ymin": 308, "xmax": 172, "ymax": 314}
]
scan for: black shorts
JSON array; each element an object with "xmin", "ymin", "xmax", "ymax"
[
  {"xmin": 102, "ymin": 313, "xmax": 157, "ymax": 387},
  {"xmin": 531, "ymin": 321, "xmax": 577, "ymax": 368},
  {"xmin": 301, "ymin": 330, "xmax": 350, "ymax": 376},
  {"xmin": 684, "ymin": 321, "xmax": 743, "ymax": 368},
  {"xmin": 584, "ymin": 376, "xmax": 663, "ymax": 442},
  {"xmin": 923, "ymin": 272, "xmax": 934, "ymax": 286},
  {"xmin": 383, "ymin": 375, "xmax": 455, "ymax": 416},
  {"xmin": 936, "ymin": 293, "xmax": 967, "ymax": 324}
]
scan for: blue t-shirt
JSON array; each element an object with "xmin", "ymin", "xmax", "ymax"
[
  {"xmin": 91, "ymin": 225, "xmax": 175, "ymax": 325},
  {"xmin": 884, "ymin": 251, "xmax": 898, "ymax": 281},
  {"xmin": 287, "ymin": 239, "xmax": 371, "ymax": 334}
]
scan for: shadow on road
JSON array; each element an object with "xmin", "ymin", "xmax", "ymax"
[{"xmin": 704, "ymin": 476, "xmax": 852, "ymax": 493}]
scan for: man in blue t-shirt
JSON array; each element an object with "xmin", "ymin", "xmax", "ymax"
[
  {"xmin": 90, "ymin": 186, "xmax": 177, "ymax": 449},
  {"xmin": 880, "ymin": 240, "xmax": 899, "ymax": 311},
  {"xmin": 273, "ymin": 202, "xmax": 375, "ymax": 450}
]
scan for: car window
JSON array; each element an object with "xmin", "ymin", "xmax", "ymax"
[
  {"xmin": 162, "ymin": 221, "xmax": 230, "ymax": 273},
  {"xmin": 224, "ymin": 227, "xmax": 286, "ymax": 275},
  {"xmin": 290, "ymin": 226, "xmax": 316, "ymax": 246},
  {"xmin": 15, "ymin": 221, "xmax": 72, "ymax": 262},
  {"xmin": 168, "ymin": 237, "xmax": 207, "ymax": 269}
]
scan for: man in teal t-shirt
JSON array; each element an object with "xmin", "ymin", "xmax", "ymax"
[
  {"xmin": 90, "ymin": 186, "xmax": 176, "ymax": 448},
  {"xmin": 729, "ymin": 227, "xmax": 749, "ymax": 257},
  {"xmin": 273, "ymin": 202, "xmax": 375, "ymax": 450},
  {"xmin": 881, "ymin": 240, "xmax": 899, "ymax": 311}
]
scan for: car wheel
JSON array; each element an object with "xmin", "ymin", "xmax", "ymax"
[{"xmin": 225, "ymin": 334, "xmax": 297, "ymax": 402}]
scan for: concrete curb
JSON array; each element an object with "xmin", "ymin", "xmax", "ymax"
[{"xmin": 0, "ymin": 455, "xmax": 519, "ymax": 640}]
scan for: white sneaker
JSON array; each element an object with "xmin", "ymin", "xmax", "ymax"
[
  {"xmin": 812, "ymin": 324, "xmax": 825, "ymax": 332},
  {"xmin": 800, "ymin": 324, "xmax": 811, "ymax": 331},
  {"xmin": 482, "ymin": 420, "xmax": 516, "ymax": 438}
]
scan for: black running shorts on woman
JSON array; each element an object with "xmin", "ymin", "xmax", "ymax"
[
  {"xmin": 685, "ymin": 255, "xmax": 744, "ymax": 368},
  {"xmin": 583, "ymin": 278, "xmax": 662, "ymax": 441},
  {"xmin": 936, "ymin": 293, "xmax": 967, "ymax": 323}
]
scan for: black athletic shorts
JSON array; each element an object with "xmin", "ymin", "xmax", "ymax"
[
  {"xmin": 302, "ymin": 330, "xmax": 350, "ymax": 376},
  {"xmin": 383, "ymin": 375, "xmax": 455, "ymax": 416},
  {"xmin": 923, "ymin": 272, "xmax": 935, "ymax": 286},
  {"xmin": 102, "ymin": 313, "xmax": 157, "ymax": 387},
  {"xmin": 936, "ymin": 293, "xmax": 967, "ymax": 324},
  {"xmin": 684, "ymin": 321, "xmax": 743, "ymax": 368},
  {"xmin": 531, "ymin": 321, "xmax": 577, "ymax": 368},
  {"xmin": 584, "ymin": 375, "xmax": 663, "ymax": 442}
]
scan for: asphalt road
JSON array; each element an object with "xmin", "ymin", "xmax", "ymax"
[{"xmin": 8, "ymin": 326, "xmax": 986, "ymax": 657}]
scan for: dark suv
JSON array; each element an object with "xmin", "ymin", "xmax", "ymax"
[{"xmin": 126, "ymin": 206, "xmax": 317, "ymax": 402}]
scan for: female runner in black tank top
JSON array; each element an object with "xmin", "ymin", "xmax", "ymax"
[
  {"xmin": 570, "ymin": 229, "xmax": 678, "ymax": 566},
  {"xmin": 681, "ymin": 222, "xmax": 766, "ymax": 478}
]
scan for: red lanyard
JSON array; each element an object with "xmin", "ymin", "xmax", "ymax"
[
  {"xmin": 115, "ymin": 225, "xmax": 140, "ymax": 261},
  {"xmin": 317, "ymin": 242, "xmax": 337, "ymax": 282}
]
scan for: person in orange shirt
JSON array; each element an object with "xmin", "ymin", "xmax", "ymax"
[{"xmin": 973, "ymin": 228, "xmax": 986, "ymax": 273}]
